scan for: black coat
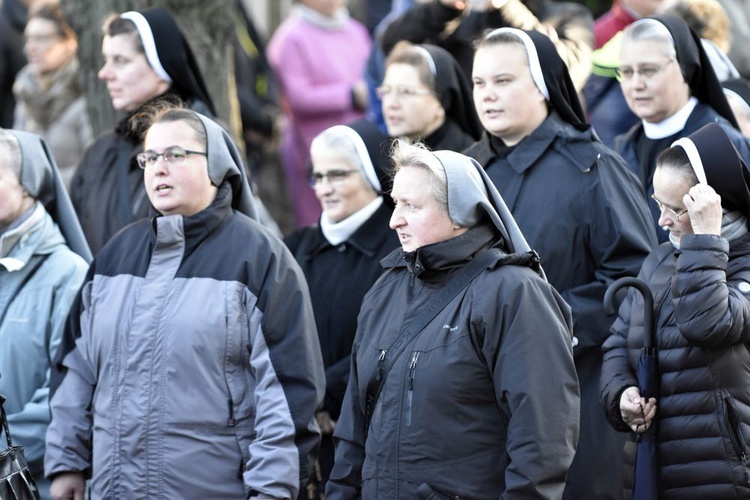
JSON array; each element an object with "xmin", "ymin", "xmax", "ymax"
[
  {"xmin": 0, "ymin": 0, "xmax": 26, "ymax": 128},
  {"xmin": 284, "ymin": 202, "xmax": 399, "ymax": 419},
  {"xmin": 465, "ymin": 112, "xmax": 657, "ymax": 499},
  {"xmin": 615, "ymin": 102, "xmax": 750, "ymax": 243},
  {"xmin": 601, "ymin": 234, "xmax": 750, "ymax": 499}
]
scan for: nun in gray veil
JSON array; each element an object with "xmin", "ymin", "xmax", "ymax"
[
  {"xmin": 0, "ymin": 129, "xmax": 90, "ymax": 500},
  {"xmin": 45, "ymin": 108, "xmax": 325, "ymax": 500},
  {"xmin": 327, "ymin": 141, "xmax": 579, "ymax": 499}
]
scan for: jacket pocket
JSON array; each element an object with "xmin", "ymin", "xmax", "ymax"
[
  {"xmin": 723, "ymin": 396, "xmax": 748, "ymax": 466},
  {"xmin": 417, "ymin": 482, "xmax": 463, "ymax": 499}
]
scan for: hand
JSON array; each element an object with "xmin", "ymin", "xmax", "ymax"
[
  {"xmin": 440, "ymin": 0, "xmax": 468, "ymax": 10},
  {"xmin": 683, "ymin": 184, "xmax": 722, "ymax": 236},
  {"xmin": 620, "ymin": 386, "xmax": 657, "ymax": 433},
  {"xmin": 50, "ymin": 471, "xmax": 85, "ymax": 500},
  {"xmin": 316, "ymin": 410, "xmax": 337, "ymax": 434},
  {"xmin": 351, "ymin": 81, "xmax": 369, "ymax": 112}
]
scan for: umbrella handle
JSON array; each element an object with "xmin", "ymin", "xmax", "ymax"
[{"xmin": 604, "ymin": 277, "xmax": 656, "ymax": 349}]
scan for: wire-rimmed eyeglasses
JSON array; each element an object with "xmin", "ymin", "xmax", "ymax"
[
  {"xmin": 375, "ymin": 85, "xmax": 434, "ymax": 99},
  {"xmin": 308, "ymin": 169, "xmax": 360, "ymax": 188},
  {"xmin": 651, "ymin": 193, "xmax": 688, "ymax": 221},
  {"xmin": 137, "ymin": 146, "xmax": 207, "ymax": 169},
  {"xmin": 616, "ymin": 59, "xmax": 675, "ymax": 82}
]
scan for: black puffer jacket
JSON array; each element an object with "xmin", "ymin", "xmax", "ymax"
[{"xmin": 601, "ymin": 233, "xmax": 750, "ymax": 499}]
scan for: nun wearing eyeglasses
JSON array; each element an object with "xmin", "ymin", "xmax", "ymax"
[
  {"xmin": 284, "ymin": 120, "xmax": 400, "ymax": 495},
  {"xmin": 379, "ymin": 41, "xmax": 481, "ymax": 152},
  {"xmin": 0, "ymin": 129, "xmax": 90, "ymax": 500},
  {"xmin": 68, "ymin": 6, "xmax": 216, "ymax": 255},
  {"xmin": 45, "ymin": 107, "xmax": 325, "ymax": 500},
  {"xmin": 601, "ymin": 123, "xmax": 750, "ymax": 499},
  {"xmin": 615, "ymin": 14, "xmax": 750, "ymax": 243},
  {"xmin": 326, "ymin": 141, "xmax": 579, "ymax": 499},
  {"xmin": 465, "ymin": 27, "xmax": 657, "ymax": 499}
]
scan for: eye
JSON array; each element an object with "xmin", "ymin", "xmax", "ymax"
[
  {"xmin": 328, "ymin": 170, "xmax": 347, "ymax": 181},
  {"xmin": 641, "ymin": 67, "xmax": 658, "ymax": 78},
  {"xmin": 165, "ymin": 147, "xmax": 187, "ymax": 162},
  {"xmin": 617, "ymin": 68, "xmax": 634, "ymax": 79}
]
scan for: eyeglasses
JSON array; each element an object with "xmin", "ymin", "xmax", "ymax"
[
  {"xmin": 24, "ymin": 33, "xmax": 61, "ymax": 45},
  {"xmin": 375, "ymin": 85, "xmax": 434, "ymax": 99},
  {"xmin": 137, "ymin": 146, "xmax": 207, "ymax": 169},
  {"xmin": 308, "ymin": 169, "xmax": 360, "ymax": 188},
  {"xmin": 616, "ymin": 59, "xmax": 675, "ymax": 82},
  {"xmin": 651, "ymin": 193, "xmax": 688, "ymax": 221}
]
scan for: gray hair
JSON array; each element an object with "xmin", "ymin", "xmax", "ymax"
[
  {"xmin": 391, "ymin": 140, "xmax": 456, "ymax": 222},
  {"xmin": 0, "ymin": 129, "xmax": 22, "ymax": 180},
  {"xmin": 622, "ymin": 18, "xmax": 678, "ymax": 60}
]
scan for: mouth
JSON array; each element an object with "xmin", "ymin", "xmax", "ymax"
[
  {"xmin": 154, "ymin": 184, "xmax": 172, "ymax": 194},
  {"xmin": 483, "ymin": 108, "xmax": 503, "ymax": 118}
]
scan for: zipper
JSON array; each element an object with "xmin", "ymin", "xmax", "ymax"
[
  {"xmin": 376, "ymin": 349, "xmax": 387, "ymax": 381},
  {"xmin": 724, "ymin": 397, "xmax": 747, "ymax": 465},
  {"xmin": 227, "ymin": 398, "xmax": 236, "ymax": 427},
  {"xmin": 406, "ymin": 351, "xmax": 420, "ymax": 426}
]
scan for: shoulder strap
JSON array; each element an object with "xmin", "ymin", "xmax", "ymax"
[
  {"xmin": 1, "ymin": 394, "xmax": 13, "ymax": 447},
  {"xmin": 363, "ymin": 249, "xmax": 499, "ymax": 434},
  {"xmin": 0, "ymin": 254, "xmax": 48, "ymax": 325}
]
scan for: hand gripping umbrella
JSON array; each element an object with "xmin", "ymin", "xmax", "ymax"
[{"xmin": 605, "ymin": 277, "xmax": 659, "ymax": 500}]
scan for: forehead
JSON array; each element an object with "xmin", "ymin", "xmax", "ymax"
[
  {"xmin": 102, "ymin": 33, "xmax": 140, "ymax": 55},
  {"xmin": 653, "ymin": 165, "xmax": 694, "ymax": 195},
  {"xmin": 145, "ymin": 120, "xmax": 202, "ymax": 148},
  {"xmin": 392, "ymin": 166, "xmax": 430, "ymax": 195},
  {"xmin": 25, "ymin": 18, "xmax": 58, "ymax": 35},
  {"xmin": 473, "ymin": 43, "xmax": 529, "ymax": 76},
  {"xmin": 383, "ymin": 63, "xmax": 425, "ymax": 85},
  {"xmin": 619, "ymin": 39, "xmax": 672, "ymax": 64}
]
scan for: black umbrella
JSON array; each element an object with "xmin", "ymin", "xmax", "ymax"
[{"xmin": 605, "ymin": 277, "xmax": 660, "ymax": 500}]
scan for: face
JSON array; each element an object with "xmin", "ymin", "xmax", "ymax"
[
  {"xmin": 381, "ymin": 63, "xmax": 445, "ymax": 141},
  {"xmin": 472, "ymin": 43, "xmax": 548, "ymax": 146},
  {"xmin": 619, "ymin": 40, "xmax": 691, "ymax": 123},
  {"xmin": 310, "ymin": 149, "xmax": 378, "ymax": 223},
  {"xmin": 143, "ymin": 120, "xmax": 217, "ymax": 217},
  {"xmin": 0, "ymin": 159, "xmax": 33, "ymax": 230},
  {"xmin": 23, "ymin": 18, "xmax": 74, "ymax": 75},
  {"xmin": 652, "ymin": 165, "xmax": 695, "ymax": 245},
  {"xmin": 389, "ymin": 166, "xmax": 465, "ymax": 252},
  {"xmin": 301, "ymin": 0, "xmax": 345, "ymax": 17},
  {"xmin": 98, "ymin": 34, "xmax": 170, "ymax": 112}
]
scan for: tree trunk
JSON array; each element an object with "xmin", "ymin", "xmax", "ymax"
[{"xmin": 62, "ymin": 0, "xmax": 235, "ymax": 135}]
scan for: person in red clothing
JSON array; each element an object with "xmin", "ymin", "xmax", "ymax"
[{"xmin": 594, "ymin": 0, "xmax": 664, "ymax": 48}]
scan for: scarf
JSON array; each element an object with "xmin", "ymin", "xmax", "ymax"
[
  {"xmin": 320, "ymin": 196, "xmax": 383, "ymax": 245},
  {"xmin": 13, "ymin": 58, "xmax": 82, "ymax": 129}
]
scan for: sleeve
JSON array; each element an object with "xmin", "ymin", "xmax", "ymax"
[
  {"xmin": 242, "ymin": 244, "xmax": 325, "ymax": 499},
  {"xmin": 45, "ymin": 272, "xmax": 97, "ymax": 478},
  {"xmin": 672, "ymin": 234, "xmax": 750, "ymax": 348},
  {"xmin": 324, "ymin": 342, "xmax": 365, "ymax": 500},
  {"xmin": 380, "ymin": 1, "xmax": 460, "ymax": 56},
  {"xmin": 6, "ymin": 256, "xmax": 88, "ymax": 472},
  {"xmin": 565, "ymin": 152, "xmax": 656, "ymax": 353},
  {"xmin": 600, "ymin": 286, "xmax": 639, "ymax": 433},
  {"xmin": 481, "ymin": 269, "xmax": 580, "ymax": 499}
]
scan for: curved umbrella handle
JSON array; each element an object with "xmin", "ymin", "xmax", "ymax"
[{"xmin": 604, "ymin": 277, "xmax": 656, "ymax": 349}]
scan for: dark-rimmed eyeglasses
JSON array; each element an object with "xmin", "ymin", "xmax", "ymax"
[
  {"xmin": 375, "ymin": 85, "xmax": 434, "ymax": 99},
  {"xmin": 137, "ymin": 146, "xmax": 207, "ymax": 169},
  {"xmin": 651, "ymin": 193, "xmax": 688, "ymax": 221},
  {"xmin": 308, "ymin": 169, "xmax": 360, "ymax": 188}
]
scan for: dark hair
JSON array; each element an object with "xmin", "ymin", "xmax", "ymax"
[
  {"xmin": 101, "ymin": 14, "xmax": 143, "ymax": 53},
  {"xmin": 29, "ymin": 0, "xmax": 76, "ymax": 41},
  {"xmin": 655, "ymin": 146, "xmax": 700, "ymax": 185}
]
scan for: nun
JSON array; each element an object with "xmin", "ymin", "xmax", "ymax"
[
  {"xmin": 45, "ymin": 107, "xmax": 325, "ymax": 500},
  {"xmin": 724, "ymin": 78, "xmax": 750, "ymax": 138},
  {"xmin": 379, "ymin": 41, "xmax": 481, "ymax": 152},
  {"xmin": 0, "ymin": 129, "xmax": 90, "ymax": 500},
  {"xmin": 69, "ymin": 6, "xmax": 216, "ymax": 255},
  {"xmin": 284, "ymin": 119, "xmax": 400, "ymax": 495},
  {"xmin": 326, "ymin": 141, "xmax": 579, "ymax": 498},
  {"xmin": 601, "ymin": 122, "xmax": 750, "ymax": 498},
  {"xmin": 615, "ymin": 14, "xmax": 750, "ymax": 242},
  {"xmin": 466, "ymin": 27, "xmax": 657, "ymax": 500}
]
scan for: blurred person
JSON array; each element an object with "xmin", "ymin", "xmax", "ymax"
[
  {"xmin": 601, "ymin": 123, "xmax": 750, "ymax": 498},
  {"xmin": 467, "ymin": 27, "xmax": 657, "ymax": 499},
  {"xmin": 45, "ymin": 107, "xmax": 325, "ymax": 500},
  {"xmin": 378, "ymin": 41, "xmax": 481, "ymax": 152},
  {"xmin": 0, "ymin": 129, "xmax": 90, "ymax": 500},
  {"xmin": 724, "ymin": 78, "xmax": 750, "ymax": 138},
  {"xmin": 268, "ymin": 0, "xmax": 372, "ymax": 228},
  {"xmin": 614, "ymin": 14, "xmax": 750, "ymax": 243},
  {"xmin": 0, "ymin": 0, "xmax": 28, "ymax": 128},
  {"xmin": 70, "ymin": 6, "xmax": 216, "ymax": 255},
  {"xmin": 594, "ymin": 0, "xmax": 663, "ymax": 48},
  {"xmin": 715, "ymin": 0, "xmax": 750, "ymax": 79},
  {"xmin": 285, "ymin": 120, "xmax": 399, "ymax": 497},
  {"xmin": 13, "ymin": 0, "xmax": 93, "ymax": 188},
  {"xmin": 380, "ymin": 0, "xmax": 595, "ymax": 93},
  {"xmin": 327, "ymin": 142, "xmax": 579, "ymax": 498}
]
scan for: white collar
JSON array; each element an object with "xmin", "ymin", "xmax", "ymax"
[
  {"xmin": 643, "ymin": 97, "xmax": 698, "ymax": 139},
  {"xmin": 320, "ymin": 197, "xmax": 383, "ymax": 246}
]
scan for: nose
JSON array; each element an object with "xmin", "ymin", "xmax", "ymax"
[
  {"xmin": 314, "ymin": 178, "xmax": 334, "ymax": 196},
  {"xmin": 389, "ymin": 208, "xmax": 404, "ymax": 230},
  {"xmin": 656, "ymin": 207, "xmax": 673, "ymax": 228},
  {"xmin": 98, "ymin": 61, "xmax": 112, "ymax": 81}
]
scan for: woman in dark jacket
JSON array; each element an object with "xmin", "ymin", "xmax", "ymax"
[
  {"xmin": 615, "ymin": 14, "xmax": 750, "ymax": 242},
  {"xmin": 378, "ymin": 41, "xmax": 481, "ymax": 152},
  {"xmin": 601, "ymin": 122, "xmax": 750, "ymax": 498},
  {"xmin": 284, "ymin": 118, "xmax": 399, "ymax": 494},
  {"xmin": 466, "ymin": 27, "xmax": 657, "ymax": 499},
  {"xmin": 326, "ymin": 141, "xmax": 579, "ymax": 499},
  {"xmin": 69, "ymin": 6, "xmax": 215, "ymax": 255}
]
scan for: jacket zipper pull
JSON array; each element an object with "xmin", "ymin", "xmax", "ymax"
[
  {"xmin": 376, "ymin": 349, "xmax": 387, "ymax": 381},
  {"xmin": 406, "ymin": 352, "xmax": 420, "ymax": 426}
]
